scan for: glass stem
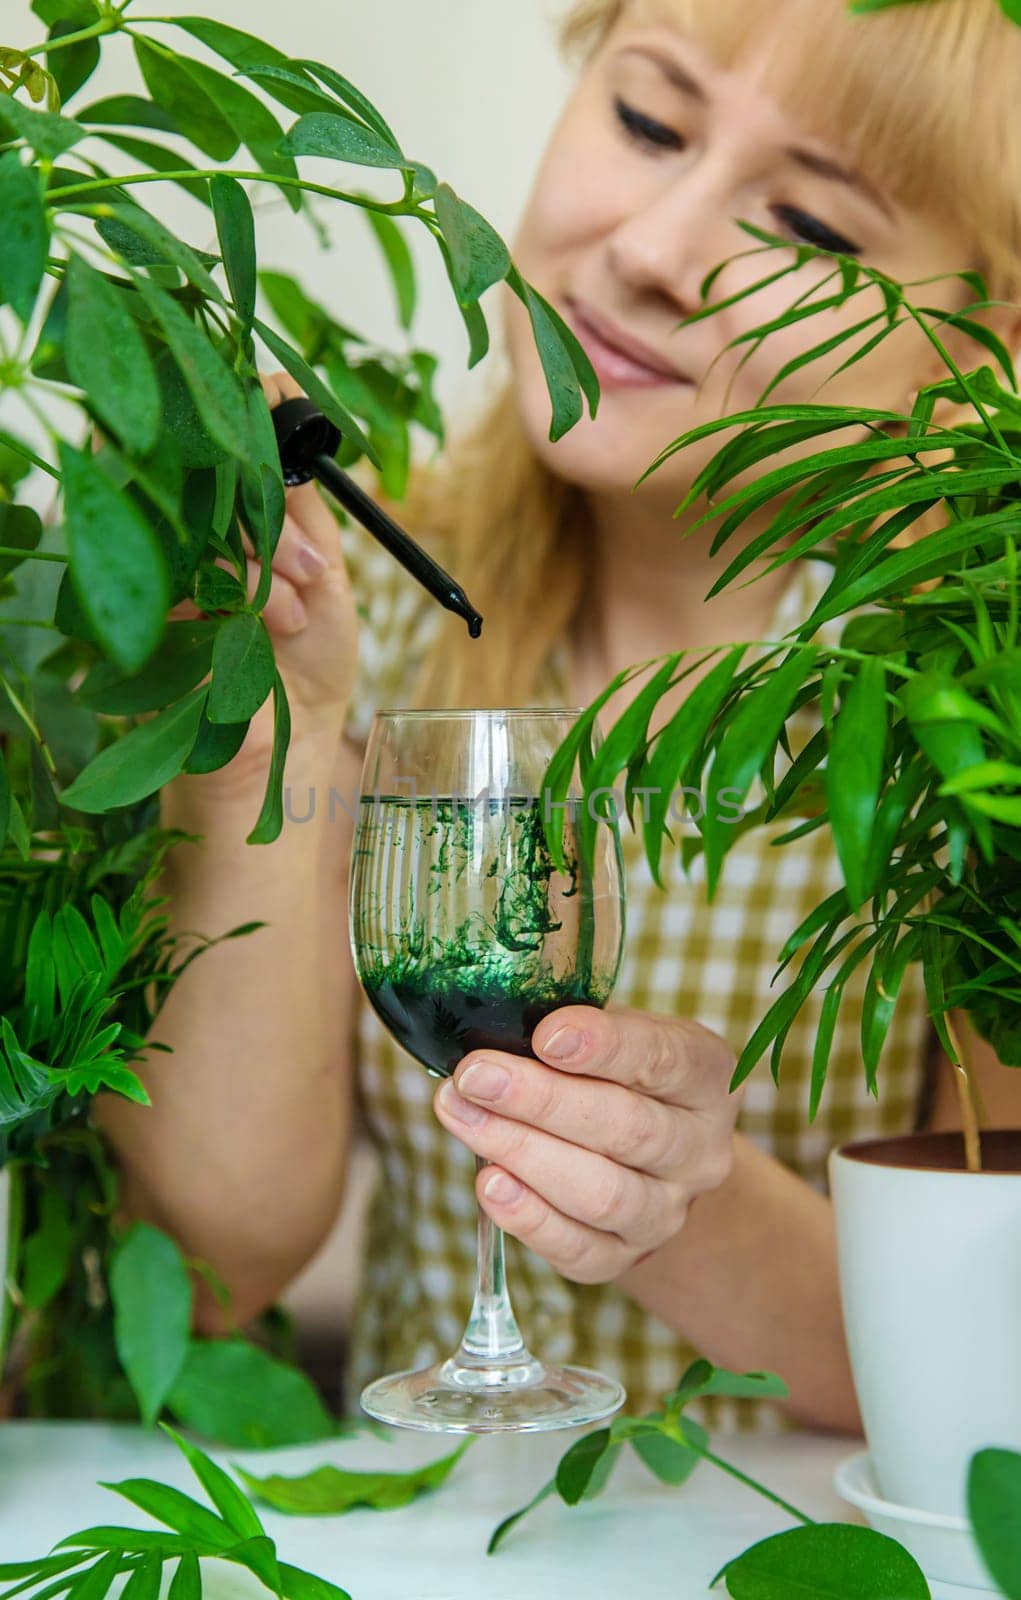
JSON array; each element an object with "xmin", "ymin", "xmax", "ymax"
[{"xmin": 456, "ymin": 1158, "xmax": 532, "ymax": 1367}]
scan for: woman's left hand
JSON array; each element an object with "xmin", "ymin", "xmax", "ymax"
[{"xmin": 432, "ymin": 1005, "xmax": 743, "ymax": 1283}]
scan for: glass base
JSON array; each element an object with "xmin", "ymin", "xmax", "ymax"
[{"xmin": 360, "ymin": 1351, "xmax": 626, "ymax": 1434}]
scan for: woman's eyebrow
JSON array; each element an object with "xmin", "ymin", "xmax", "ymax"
[
  {"xmin": 622, "ymin": 46, "xmax": 894, "ymax": 221},
  {"xmin": 621, "ymin": 45, "xmax": 708, "ymax": 102},
  {"xmin": 788, "ymin": 147, "xmax": 894, "ymax": 222}
]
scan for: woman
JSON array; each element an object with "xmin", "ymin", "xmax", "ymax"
[{"xmin": 98, "ymin": 0, "xmax": 1021, "ymax": 1433}]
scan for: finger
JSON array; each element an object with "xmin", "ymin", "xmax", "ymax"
[
  {"xmin": 434, "ymin": 1079, "xmax": 672, "ymax": 1241},
  {"xmin": 451, "ymin": 1050, "xmax": 685, "ymax": 1177},
  {"xmin": 530, "ymin": 1004, "xmax": 735, "ymax": 1107},
  {"xmin": 239, "ymin": 512, "xmax": 330, "ymax": 591},
  {"xmin": 474, "ymin": 1166, "xmax": 633, "ymax": 1285},
  {"xmin": 243, "ymin": 556, "xmax": 307, "ymax": 635},
  {"xmin": 259, "ymin": 368, "xmax": 305, "ymax": 411}
]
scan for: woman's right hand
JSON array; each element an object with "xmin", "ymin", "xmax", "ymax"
[{"xmin": 169, "ymin": 371, "xmax": 362, "ymax": 792}]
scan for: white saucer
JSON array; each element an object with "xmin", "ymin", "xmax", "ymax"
[{"xmin": 834, "ymin": 1452, "xmax": 995, "ymax": 1593}]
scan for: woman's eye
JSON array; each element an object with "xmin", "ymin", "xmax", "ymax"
[
  {"xmin": 773, "ymin": 204, "xmax": 863, "ymax": 257},
  {"xmin": 614, "ymin": 97, "xmax": 684, "ymax": 152}
]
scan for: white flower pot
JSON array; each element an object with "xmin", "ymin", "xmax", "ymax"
[{"xmin": 829, "ymin": 1130, "xmax": 1021, "ymax": 1518}]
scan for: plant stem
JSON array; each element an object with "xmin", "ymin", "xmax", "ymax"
[
  {"xmin": 45, "ymin": 169, "xmax": 420, "ymax": 217},
  {"xmin": 678, "ymin": 1433, "xmax": 816, "ymax": 1527},
  {"xmin": 0, "ymin": 548, "xmax": 67, "ymax": 564},
  {"xmin": 23, "ymin": 17, "xmax": 119, "ymax": 57},
  {"xmin": 0, "ymin": 433, "xmax": 58, "ymax": 480},
  {"xmin": 944, "ymin": 1009, "xmax": 984, "ymax": 1173}
]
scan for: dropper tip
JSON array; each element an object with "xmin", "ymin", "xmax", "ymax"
[{"xmin": 467, "ymin": 611, "xmax": 484, "ymax": 640}]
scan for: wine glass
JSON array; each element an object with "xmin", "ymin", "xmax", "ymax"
[{"xmin": 349, "ymin": 708, "xmax": 627, "ymax": 1433}]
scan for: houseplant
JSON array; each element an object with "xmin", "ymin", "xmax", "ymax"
[
  {"xmin": 545, "ymin": 68, "xmax": 1021, "ymax": 1551},
  {"xmin": 0, "ymin": 0, "xmax": 596, "ymax": 1429}
]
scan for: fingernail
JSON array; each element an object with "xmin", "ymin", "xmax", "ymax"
[
  {"xmin": 298, "ymin": 540, "xmax": 327, "ymax": 578},
  {"xmin": 458, "ymin": 1060, "xmax": 511, "ymax": 1102},
  {"xmin": 541, "ymin": 1026, "xmax": 583, "ymax": 1061},
  {"xmin": 484, "ymin": 1171, "xmax": 524, "ymax": 1205},
  {"xmin": 438, "ymin": 1080, "xmax": 488, "ymax": 1127}
]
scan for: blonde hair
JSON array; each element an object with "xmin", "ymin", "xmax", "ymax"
[{"xmin": 408, "ymin": 0, "xmax": 1021, "ymax": 711}]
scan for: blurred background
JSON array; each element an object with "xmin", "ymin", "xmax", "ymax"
[{"xmin": 5, "ymin": 0, "xmax": 582, "ymax": 1410}]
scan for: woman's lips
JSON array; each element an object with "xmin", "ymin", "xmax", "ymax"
[{"xmin": 564, "ymin": 299, "xmax": 690, "ymax": 390}]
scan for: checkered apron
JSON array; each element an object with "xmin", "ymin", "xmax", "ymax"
[{"xmin": 341, "ymin": 526, "xmax": 933, "ymax": 1430}]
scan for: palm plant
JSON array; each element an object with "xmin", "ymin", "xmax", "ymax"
[{"xmin": 551, "ymin": 232, "xmax": 1021, "ymax": 1171}]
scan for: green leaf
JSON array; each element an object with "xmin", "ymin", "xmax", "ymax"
[
  {"xmin": 702, "ymin": 648, "xmax": 817, "ymax": 897},
  {"xmin": 110, "ymin": 1223, "xmax": 193, "ymax": 1428},
  {"xmin": 277, "ymin": 1566, "xmax": 351, "ymax": 1600},
  {"xmin": 59, "ymin": 442, "xmax": 169, "ymax": 675},
  {"xmin": 100, "ymin": 1479, "xmax": 231, "ymax": 1551},
  {"xmin": 639, "ymin": 647, "xmax": 745, "ymax": 886},
  {"xmin": 64, "ymin": 255, "xmax": 161, "ymax": 454},
  {"xmin": 968, "ymin": 1448, "xmax": 1021, "ymax": 1598},
  {"xmin": 184, "ymin": 705, "xmax": 249, "ymax": 775},
  {"xmin": 662, "ymin": 1362, "xmax": 790, "ymax": 1409},
  {"xmin": 0, "ymin": 95, "xmax": 87, "ymax": 157},
  {"xmin": 208, "ymin": 613, "xmax": 275, "ymax": 724},
  {"xmin": 133, "ymin": 38, "xmax": 237, "ymax": 161},
  {"xmin": 20, "ymin": 1180, "xmax": 75, "ymax": 1311},
  {"xmin": 43, "ymin": 6, "xmax": 102, "ymax": 105},
  {"xmin": 0, "ymin": 1553, "xmax": 91, "ymax": 1584},
  {"xmin": 999, "ymin": 0, "xmax": 1021, "ymax": 23},
  {"xmin": 167, "ymin": 1556, "xmax": 200, "ymax": 1600},
  {"xmin": 0, "ymin": 501, "xmax": 43, "ymax": 578},
  {"xmin": 76, "ymin": 621, "xmax": 217, "ymax": 715},
  {"xmin": 486, "ymin": 1478, "xmax": 556, "ymax": 1555},
  {"xmin": 364, "ymin": 212, "xmax": 416, "ymax": 331},
  {"xmin": 235, "ymin": 1438, "xmax": 472, "ymax": 1515},
  {"xmin": 0, "ymin": 748, "xmax": 9, "ymax": 854},
  {"xmin": 167, "ymin": 1336, "xmax": 337, "ymax": 1447},
  {"xmin": 718, "ymin": 1523, "xmax": 931, "ymax": 1598},
  {"xmin": 434, "ymin": 184, "xmax": 511, "ymax": 305},
  {"xmin": 65, "ymin": 1552, "xmax": 123, "ymax": 1600},
  {"xmin": 118, "ymin": 1554, "xmax": 162, "ymax": 1600},
  {"xmin": 131, "ymin": 275, "xmax": 248, "ymax": 463},
  {"xmin": 245, "ymin": 671, "xmax": 292, "ymax": 846},
  {"xmin": 824, "ymin": 658, "xmax": 887, "ymax": 910},
  {"xmin": 630, "ymin": 1422, "xmax": 701, "ymax": 1486},
  {"xmin": 253, "ymin": 318, "xmax": 378, "ymax": 467},
  {"xmin": 292, "ymin": 59, "xmax": 402, "ymax": 148},
  {"xmin": 95, "ymin": 206, "xmax": 223, "ymax": 302},
  {"xmin": 279, "ymin": 112, "xmax": 406, "ymax": 171},
  {"xmin": 96, "ymin": 134, "xmax": 209, "ymax": 205},
  {"xmin": 211, "ymin": 176, "xmax": 256, "ymax": 328},
  {"xmin": 554, "ymin": 1429, "xmax": 615, "ymax": 1505},
  {"xmin": 218, "ymin": 1537, "xmax": 281, "ymax": 1596},
  {"xmin": 60, "ymin": 685, "xmax": 207, "ymax": 812},
  {"xmin": 506, "ymin": 269, "xmax": 599, "ymax": 441},
  {"xmin": 167, "ymin": 53, "xmax": 299, "ymax": 197},
  {"xmin": 160, "ymin": 1425, "xmax": 265, "ymax": 1542},
  {"xmin": 0, "ymin": 152, "xmax": 48, "ymax": 323},
  {"xmin": 809, "ymin": 982, "xmax": 842, "ymax": 1123},
  {"xmin": 77, "ymin": 95, "xmax": 180, "ymax": 132}
]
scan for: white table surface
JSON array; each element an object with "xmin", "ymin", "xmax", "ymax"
[{"xmin": 0, "ymin": 1422, "xmax": 968, "ymax": 1598}]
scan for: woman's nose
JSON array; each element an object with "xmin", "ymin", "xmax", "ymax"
[{"xmin": 606, "ymin": 172, "xmax": 735, "ymax": 313}]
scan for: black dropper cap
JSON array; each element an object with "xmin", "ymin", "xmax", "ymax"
[{"xmin": 271, "ymin": 397, "xmax": 483, "ymax": 639}]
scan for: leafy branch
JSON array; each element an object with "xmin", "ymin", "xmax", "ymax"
[
  {"xmin": 489, "ymin": 1358, "xmax": 1021, "ymax": 1599},
  {"xmin": 0, "ymin": 0, "xmax": 599, "ymax": 848},
  {"xmin": 0, "ymin": 1424, "xmax": 355, "ymax": 1600}
]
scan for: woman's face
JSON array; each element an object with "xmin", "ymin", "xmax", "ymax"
[{"xmin": 505, "ymin": 4, "xmax": 975, "ymax": 509}]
